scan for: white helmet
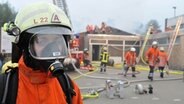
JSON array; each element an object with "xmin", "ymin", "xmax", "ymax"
[
  {"xmin": 130, "ymin": 47, "xmax": 136, "ymax": 52},
  {"xmin": 152, "ymin": 41, "xmax": 158, "ymax": 46},
  {"xmin": 135, "ymin": 84, "xmax": 144, "ymax": 94},
  {"xmin": 84, "ymin": 48, "xmax": 88, "ymax": 51},
  {"xmin": 103, "ymin": 47, "xmax": 107, "ymax": 51},
  {"xmin": 159, "ymin": 47, "xmax": 164, "ymax": 51}
]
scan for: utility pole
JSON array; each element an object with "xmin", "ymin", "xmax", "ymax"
[{"xmin": 173, "ymin": 6, "xmax": 176, "ymax": 17}]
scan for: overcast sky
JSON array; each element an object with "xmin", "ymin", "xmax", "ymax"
[{"xmin": 1, "ymin": 0, "xmax": 184, "ymax": 34}]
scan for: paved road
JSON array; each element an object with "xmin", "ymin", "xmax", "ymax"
[{"xmin": 68, "ymin": 66, "xmax": 184, "ymax": 104}]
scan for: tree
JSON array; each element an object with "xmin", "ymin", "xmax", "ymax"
[
  {"xmin": 0, "ymin": 2, "xmax": 17, "ymax": 27},
  {"xmin": 134, "ymin": 22, "xmax": 145, "ymax": 35},
  {"xmin": 144, "ymin": 19, "xmax": 162, "ymax": 34}
]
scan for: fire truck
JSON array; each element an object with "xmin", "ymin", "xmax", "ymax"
[
  {"xmin": 65, "ymin": 36, "xmax": 94, "ymax": 71},
  {"xmin": 64, "ymin": 36, "xmax": 83, "ymax": 71}
]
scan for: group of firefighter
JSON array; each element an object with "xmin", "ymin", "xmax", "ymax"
[
  {"xmin": 83, "ymin": 41, "xmax": 168, "ymax": 81},
  {"xmin": 123, "ymin": 41, "xmax": 168, "ymax": 80}
]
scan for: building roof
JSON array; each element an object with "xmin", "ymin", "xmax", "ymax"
[
  {"xmin": 76, "ymin": 25, "xmax": 135, "ymax": 36},
  {"xmin": 108, "ymin": 26, "xmax": 135, "ymax": 35}
]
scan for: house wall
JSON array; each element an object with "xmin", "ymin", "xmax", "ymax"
[{"xmin": 87, "ymin": 30, "xmax": 184, "ymax": 70}]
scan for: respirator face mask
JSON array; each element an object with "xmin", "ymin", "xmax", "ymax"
[{"xmin": 27, "ymin": 27, "xmax": 71, "ymax": 76}]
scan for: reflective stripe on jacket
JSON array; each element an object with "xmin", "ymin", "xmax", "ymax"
[{"xmin": 100, "ymin": 52, "xmax": 109, "ymax": 63}]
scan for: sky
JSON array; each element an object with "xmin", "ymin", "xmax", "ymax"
[{"xmin": 1, "ymin": 0, "xmax": 184, "ymax": 34}]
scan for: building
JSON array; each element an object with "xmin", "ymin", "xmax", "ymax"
[
  {"xmin": 78, "ymin": 25, "xmax": 139, "ymax": 64},
  {"xmin": 77, "ymin": 23, "xmax": 184, "ymax": 70},
  {"xmin": 165, "ymin": 14, "xmax": 184, "ymax": 31}
]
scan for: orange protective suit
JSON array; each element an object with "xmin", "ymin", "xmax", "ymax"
[
  {"xmin": 146, "ymin": 47, "xmax": 159, "ymax": 66},
  {"xmin": 158, "ymin": 51, "xmax": 168, "ymax": 67},
  {"xmin": 125, "ymin": 51, "xmax": 136, "ymax": 66},
  {"xmin": 16, "ymin": 57, "xmax": 83, "ymax": 104}
]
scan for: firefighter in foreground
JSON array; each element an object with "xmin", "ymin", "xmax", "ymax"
[
  {"xmin": 0, "ymin": 3, "xmax": 83, "ymax": 104},
  {"xmin": 158, "ymin": 47, "xmax": 169, "ymax": 78},
  {"xmin": 124, "ymin": 47, "xmax": 137, "ymax": 77},
  {"xmin": 146, "ymin": 41, "xmax": 160, "ymax": 81},
  {"xmin": 100, "ymin": 46, "xmax": 109, "ymax": 72}
]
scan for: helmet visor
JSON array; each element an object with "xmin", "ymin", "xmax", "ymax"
[{"xmin": 29, "ymin": 32, "xmax": 68, "ymax": 60}]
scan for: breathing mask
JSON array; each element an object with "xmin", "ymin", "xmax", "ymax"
[{"xmin": 27, "ymin": 26, "xmax": 71, "ymax": 76}]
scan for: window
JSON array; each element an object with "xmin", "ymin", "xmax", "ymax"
[
  {"xmin": 108, "ymin": 40, "xmax": 123, "ymax": 44},
  {"xmin": 91, "ymin": 39, "xmax": 106, "ymax": 43},
  {"xmin": 157, "ymin": 38, "xmax": 167, "ymax": 44}
]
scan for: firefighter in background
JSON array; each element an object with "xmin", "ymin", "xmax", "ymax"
[
  {"xmin": 124, "ymin": 47, "xmax": 137, "ymax": 77},
  {"xmin": 100, "ymin": 46, "xmax": 109, "ymax": 72},
  {"xmin": 83, "ymin": 48, "xmax": 92, "ymax": 67},
  {"xmin": 158, "ymin": 47, "xmax": 169, "ymax": 78},
  {"xmin": 72, "ymin": 35, "xmax": 79, "ymax": 50},
  {"xmin": 146, "ymin": 41, "xmax": 160, "ymax": 80}
]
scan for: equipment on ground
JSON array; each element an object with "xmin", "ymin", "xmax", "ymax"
[
  {"xmin": 135, "ymin": 84, "xmax": 144, "ymax": 94},
  {"xmin": 115, "ymin": 80, "xmax": 124, "ymax": 99},
  {"xmin": 82, "ymin": 89, "xmax": 99, "ymax": 100},
  {"xmin": 105, "ymin": 80, "xmax": 115, "ymax": 99},
  {"xmin": 108, "ymin": 59, "xmax": 114, "ymax": 66},
  {"xmin": 105, "ymin": 80, "xmax": 125, "ymax": 99},
  {"xmin": 148, "ymin": 84, "xmax": 153, "ymax": 94},
  {"xmin": 135, "ymin": 84, "xmax": 153, "ymax": 95}
]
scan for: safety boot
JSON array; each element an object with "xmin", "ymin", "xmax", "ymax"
[
  {"xmin": 100, "ymin": 69, "xmax": 103, "ymax": 73},
  {"xmin": 160, "ymin": 72, "xmax": 164, "ymax": 78},
  {"xmin": 132, "ymin": 74, "xmax": 136, "ymax": 77},
  {"xmin": 148, "ymin": 76, "xmax": 153, "ymax": 81}
]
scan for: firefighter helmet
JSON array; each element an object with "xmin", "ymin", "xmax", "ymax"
[
  {"xmin": 14, "ymin": 2, "xmax": 72, "ymax": 44},
  {"xmin": 130, "ymin": 47, "xmax": 136, "ymax": 52},
  {"xmin": 159, "ymin": 47, "xmax": 164, "ymax": 51},
  {"xmin": 152, "ymin": 41, "xmax": 158, "ymax": 46},
  {"xmin": 135, "ymin": 84, "xmax": 144, "ymax": 94},
  {"xmin": 12, "ymin": 2, "xmax": 73, "ymax": 60},
  {"xmin": 103, "ymin": 47, "xmax": 107, "ymax": 51},
  {"xmin": 84, "ymin": 48, "xmax": 88, "ymax": 52}
]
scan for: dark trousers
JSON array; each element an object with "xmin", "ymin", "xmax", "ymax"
[
  {"xmin": 159, "ymin": 66, "xmax": 165, "ymax": 78},
  {"xmin": 83, "ymin": 59, "xmax": 91, "ymax": 67},
  {"xmin": 148, "ymin": 65, "xmax": 155, "ymax": 77},
  {"xmin": 100, "ymin": 62, "xmax": 107, "ymax": 72},
  {"xmin": 125, "ymin": 66, "xmax": 135, "ymax": 74}
]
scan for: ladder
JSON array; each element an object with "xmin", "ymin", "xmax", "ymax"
[{"xmin": 167, "ymin": 17, "xmax": 183, "ymax": 60}]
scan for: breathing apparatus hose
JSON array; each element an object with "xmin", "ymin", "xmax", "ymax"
[
  {"xmin": 1, "ymin": 71, "xmax": 11, "ymax": 104},
  {"xmin": 1, "ymin": 22, "xmax": 22, "ymax": 104},
  {"xmin": 63, "ymin": 73, "xmax": 72, "ymax": 104},
  {"xmin": 70, "ymin": 55, "xmax": 129, "ymax": 81}
]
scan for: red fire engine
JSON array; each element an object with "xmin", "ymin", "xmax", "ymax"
[{"xmin": 69, "ymin": 36, "xmax": 94, "ymax": 71}]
